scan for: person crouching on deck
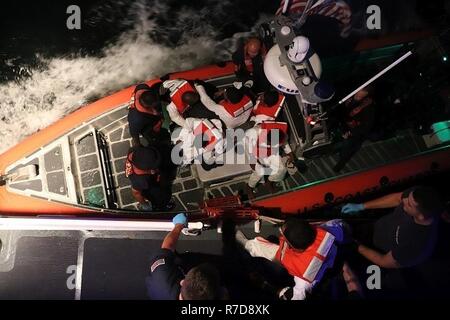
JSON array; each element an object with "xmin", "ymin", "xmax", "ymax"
[
  {"xmin": 194, "ymin": 84, "xmax": 254, "ymax": 129},
  {"xmin": 251, "ymin": 90, "xmax": 286, "ymax": 124},
  {"xmin": 171, "ymin": 118, "xmax": 225, "ymax": 171},
  {"xmin": 161, "ymin": 78, "xmax": 219, "ymax": 128}
]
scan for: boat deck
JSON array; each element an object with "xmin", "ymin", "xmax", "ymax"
[
  {"xmin": 5, "ymin": 64, "xmax": 447, "ymax": 214},
  {"xmin": 6, "ymin": 99, "xmax": 436, "ymax": 213},
  {"xmin": 98, "ymin": 106, "xmax": 431, "ymax": 211}
]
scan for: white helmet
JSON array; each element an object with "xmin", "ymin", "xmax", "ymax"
[{"xmin": 287, "ymin": 36, "xmax": 310, "ymax": 63}]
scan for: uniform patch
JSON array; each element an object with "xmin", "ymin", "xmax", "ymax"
[{"xmin": 151, "ymin": 258, "xmax": 166, "ymax": 273}]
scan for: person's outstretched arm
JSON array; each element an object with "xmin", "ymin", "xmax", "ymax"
[
  {"xmin": 358, "ymin": 244, "xmax": 400, "ymax": 269},
  {"xmin": 342, "ymin": 192, "xmax": 403, "ymax": 214},
  {"xmin": 363, "ymin": 192, "xmax": 402, "ymax": 210},
  {"xmin": 161, "ymin": 213, "xmax": 188, "ymax": 251},
  {"xmin": 194, "ymin": 84, "xmax": 223, "ymax": 114},
  {"xmin": 161, "ymin": 225, "xmax": 184, "ymax": 251},
  {"xmin": 166, "ymin": 103, "xmax": 186, "ymax": 127},
  {"xmin": 278, "ymin": 277, "xmax": 311, "ymax": 300}
]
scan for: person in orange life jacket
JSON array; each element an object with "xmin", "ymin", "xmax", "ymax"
[
  {"xmin": 145, "ymin": 213, "xmax": 225, "ymax": 300},
  {"xmin": 194, "ymin": 84, "xmax": 254, "ymax": 129},
  {"xmin": 171, "ymin": 118, "xmax": 225, "ymax": 171},
  {"xmin": 126, "ymin": 146, "xmax": 175, "ymax": 211},
  {"xmin": 333, "ymin": 86, "xmax": 375, "ymax": 172},
  {"xmin": 244, "ymin": 121, "xmax": 294, "ymax": 196},
  {"xmin": 220, "ymin": 219, "xmax": 295, "ymax": 300},
  {"xmin": 235, "ymin": 217, "xmax": 348, "ymax": 300},
  {"xmin": 232, "ymin": 37, "xmax": 270, "ymax": 93},
  {"xmin": 127, "ymin": 83, "xmax": 165, "ymax": 147},
  {"xmin": 250, "ymin": 90, "xmax": 286, "ymax": 124},
  {"xmin": 341, "ymin": 186, "xmax": 443, "ymax": 269},
  {"xmin": 161, "ymin": 79, "xmax": 219, "ymax": 128}
]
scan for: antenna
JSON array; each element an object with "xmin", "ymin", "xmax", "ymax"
[
  {"xmin": 281, "ymin": 0, "xmax": 290, "ymax": 14},
  {"xmin": 319, "ymin": 50, "xmax": 413, "ymax": 120}
]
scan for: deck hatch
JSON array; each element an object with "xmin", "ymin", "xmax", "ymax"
[
  {"xmin": 47, "ymin": 172, "xmax": 67, "ymax": 195},
  {"xmin": 44, "ymin": 147, "xmax": 64, "ymax": 172}
]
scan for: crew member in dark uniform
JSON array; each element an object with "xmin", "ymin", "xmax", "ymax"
[
  {"xmin": 127, "ymin": 82, "xmax": 168, "ymax": 147},
  {"xmin": 342, "ymin": 186, "xmax": 443, "ymax": 268},
  {"xmin": 145, "ymin": 213, "xmax": 224, "ymax": 300},
  {"xmin": 333, "ymin": 86, "xmax": 375, "ymax": 172},
  {"xmin": 126, "ymin": 145, "xmax": 174, "ymax": 211},
  {"xmin": 232, "ymin": 37, "xmax": 270, "ymax": 93}
]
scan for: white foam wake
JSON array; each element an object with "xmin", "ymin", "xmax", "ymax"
[{"xmin": 0, "ymin": 0, "xmax": 240, "ymax": 154}]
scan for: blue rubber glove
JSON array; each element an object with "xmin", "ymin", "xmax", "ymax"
[
  {"xmin": 341, "ymin": 203, "xmax": 365, "ymax": 214},
  {"xmin": 172, "ymin": 213, "xmax": 187, "ymax": 227},
  {"xmin": 138, "ymin": 202, "xmax": 153, "ymax": 211}
]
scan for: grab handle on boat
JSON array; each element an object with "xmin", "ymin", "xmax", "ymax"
[
  {"xmin": 182, "ymin": 221, "xmax": 204, "ymax": 236},
  {"xmin": 254, "ymin": 219, "xmax": 261, "ymax": 233},
  {"xmin": 187, "ymin": 222, "xmax": 204, "ymax": 229}
]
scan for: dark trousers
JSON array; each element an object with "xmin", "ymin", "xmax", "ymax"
[
  {"xmin": 333, "ymin": 134, "xmax": 366, "ymax": 172},
  {"xmin": 143, "ymin": 127, "xmax": 171, "ymax": 147},
  {"xmin": 142, "ymin": 181, "xmax": 172, "ymax": 211},
  {"xmin": 142, "ymin": 128, "xmax": 176, "ymax": 210}
]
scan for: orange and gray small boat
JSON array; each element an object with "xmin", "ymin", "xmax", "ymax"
[{"xmin": 0, "ymin": 18, "xmax": 449, "ymax": 221}]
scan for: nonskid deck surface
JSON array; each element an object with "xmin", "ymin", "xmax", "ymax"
[
  {"xmin": 0, "ymin": 222, "xmax": 274, "ymax": 299},
  {"xmin": 81, "ymin": 108, "xmax": 432, "ymax": 211},
  {"xmin": 7, "ymin": 100, "xmax": 432, "ymax": 212}
]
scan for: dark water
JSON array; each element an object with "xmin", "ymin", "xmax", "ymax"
[
  {"xmin": 0, "ymin": 0, "xmax": 448, "ymax": 153},
  {"xmin": 0, "ymin": 0, "xmax": 277, "ymax": 81},
  {"xmin": 1, "ymin": 0, "xmax": 444, "ymax": 81}
]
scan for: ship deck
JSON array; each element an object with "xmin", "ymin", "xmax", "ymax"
[{"xmin": 0, "ymin": 221, "xmax": 275, "ymax": 299}]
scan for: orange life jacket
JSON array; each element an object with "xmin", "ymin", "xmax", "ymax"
[
  {"xmin": 192, "ymin": 119, "xmax": 222, "ymax": 151},
  {"xmin": 125, "ymin": 152, "xmax": 159, "ymax": 179},
  {"xmin": 253, "ymin": 93, "xmax": 285, "ymax": 119},
  {"xmin": 129, "ymin": 83, "xmax": 163, "ymax": 133},
  {"xmin": 220, "ymin": 95, "xmax": 253, "ymax": 118},
  {"xmin": 169, "ymin": 80, "xmax": 196, "ymax": 114},
  {"xmin": 254, "ymin": 121, "xmax": 288, "ymax": 158},
  {"xmin": 275, "ymin": 227, "xmax": 335, "ymax": 283}
]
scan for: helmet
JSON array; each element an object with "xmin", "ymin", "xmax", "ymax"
[{"xmin": 287, "ymin": 36, "xmax": 310, "ymax": 63}]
